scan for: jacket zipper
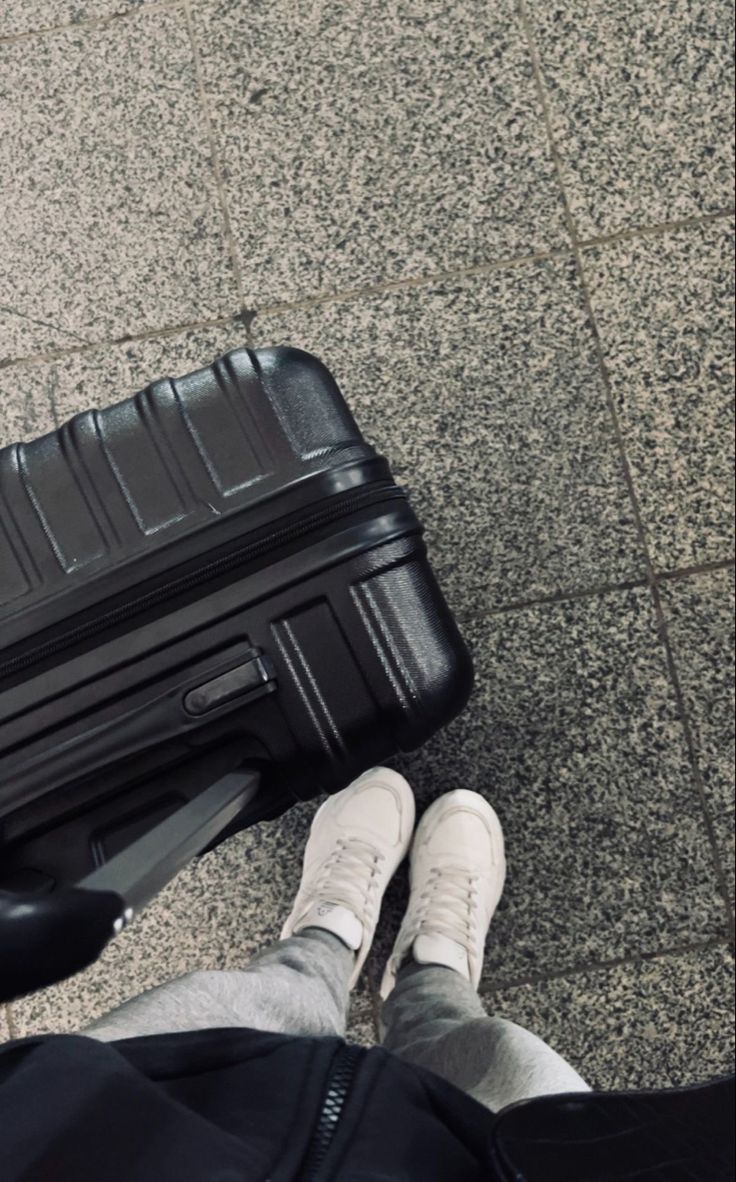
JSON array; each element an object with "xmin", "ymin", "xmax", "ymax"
[
  {"xmin": 0, "ymin": 484, "xmax": 408, "ymax": 680},
  {"xmin": 300, "ymin": 1045, "xmax": 364, "ymax": 1181}
]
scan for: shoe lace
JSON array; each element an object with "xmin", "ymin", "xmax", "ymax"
[
  {"xmin": 412, "ymin": 865, "xmax": 481, "ymax": 949},
  {"xmin": 315, "ymin": 837, "xmax": 386, "ymax": 918}
]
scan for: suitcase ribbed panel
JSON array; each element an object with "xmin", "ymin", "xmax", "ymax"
[
  {"xmin": 170, "ymin": 369, "xmax": 271, "ymax": 497},
  {"xmin": 271, "ymin": 600, "xmax": 378, "ymax": 762},
  {"xmin": 0, "ymin": 349, "xmax": 371, "ymax": 627},
  {"xmin": 95, "ymin": 398, "xmax": 190, "ymax": 536},
  {"xmin": 0, "ymin": 515, "xmax": 32, "ymax": 606},
  {"xmin": 253, "ymin": 347, "xmax": 362, "ymax": 460},
  {"xmin": 0, "ymin": 437, "xmax": 109, "ymax": 589},
  {"xmin": 351, "ymin": 559, "xmax": 468, "ymax": 730}
]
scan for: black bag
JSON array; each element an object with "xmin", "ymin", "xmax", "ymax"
[
  {"xmin": 0, "ymin": 1027, "xmax": 732, "ymax": 1181},
  {"xmin": 0, "ymin": 347, "xmax": 472, "ymax": 1000}
]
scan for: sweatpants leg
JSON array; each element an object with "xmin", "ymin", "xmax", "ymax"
[
  {"xmin": 381, "ymin": 962, "xmax": 589, "ymax": 1112},
  {"xmin": 83, "ymin": 929, "xmax": 354, "ymax": 1042}
]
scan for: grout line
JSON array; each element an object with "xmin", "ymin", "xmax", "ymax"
[
  {"xmin": 0, "ymin": 0, "xmax": 181, "ymax": 46},
  {"xmin": 0, "ymin": 251, "xmax": 570, "ymax": 372},
  {"xmin": 656, "ymin": 558, "xmax": 735, "ymax": 583},
  {"xmin": 458, "ymin": 576, "xmax": 650, "ymax": 620},
  {"xmin": 460, "ymin": 558, "xmax": 736, "ymax": 621},
  {"xmin": 0, "ymin": 213, "xmax": 730, "ymax": 374},
  {"xmin": 0, "ymin": 305, "xmax": 91, "ymax": 347},
  {"xmin": 578, "ymin": 208, "xmax": 736, "ymax": 251},
  {"xmin": 0, "ymin": 312, "xmax": 248, "ymax": 372},
  {"xmin": 650, "ymin": 577, "xmax": 736, "ymax": 942},
  {"xmin": 247, "ymin": 248, "xmax": 570, "ymax": 322},
  {"xmin": 183, "ymin": 0, "xmax": 245, "ymax": 311},
  {"xmin": 482, "ymin": 936, "xmax": 731, "ymax": 995},
  {"xmin": 517, "ymin": 0, "xmax": 736, "ymax": 940}
]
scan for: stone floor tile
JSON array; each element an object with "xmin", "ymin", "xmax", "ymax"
[
  {"xmin": 254, "ymin": 258, "xmax": 644, "ymax": 614},
  {"xmin": 0, "ymin": 8, "xmax": 236, "ymax": 362},
  {"xmin": 194, "ymin": 0, "xmax": 568, "ymax": 306},
  {"xmin": 0, "ymin": 2, "xmax": 146, "ymax": 39},
  {"xmin": 584, "ymin": 221, "xmax": 735, "ymax": 569},
  {"xmin": 484, "ymin": 945, "xmax": 735, "ymax": 1090},
  {"xmin": 364, "ymin": 587, "xmax": 726, "ymax": 983},
  {"xmin": 660, "ymin": 568, "xmax": 735, "ymax": 906},
  {"xmin": 528, "ymin": 0, "xmax": 735, "ymax": 236}
]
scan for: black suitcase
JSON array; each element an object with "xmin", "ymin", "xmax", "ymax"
[{"xmin": 0, "ymin": 346, "xmax": 472, "ymax": 1001}]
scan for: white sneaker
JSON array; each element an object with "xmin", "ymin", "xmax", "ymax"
[
  {"xmin": 380, "ymin": 789, "xmax": 506, "ymax": 998},
  {"xmin": 281, "ymin": 767, "xmax": 415, "ymax": 988}
]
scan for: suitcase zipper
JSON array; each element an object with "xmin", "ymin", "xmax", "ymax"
[
  {"xmin": 0, "ymin": 484, "xmax": 410, "ymax": 680},
  {"xmin": 300, "ymin": 1045, "xmax": 364, "ymax": 1181}
]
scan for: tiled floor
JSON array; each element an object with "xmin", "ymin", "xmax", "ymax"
[{"xmin": 1, "ymin": 1, "xmax": 733, "ymax": 1088}]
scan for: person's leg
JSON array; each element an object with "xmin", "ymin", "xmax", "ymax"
[
  {"xmin": 379, "ymin": 790, "xmax": 588, "ymax": 1112},
  {"xmin": 381, "ymin": 961, "xmax": 588, "ymax": 1111},
  {"xmin": 84, "ymin": 767, "xmax": 415, "ymax": 1043},
  {"xmin": 85, "ymin": 928, "xmax": 352, "ymax": 1042}
]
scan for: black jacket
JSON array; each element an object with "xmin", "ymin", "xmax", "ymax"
[{"xmin": 0, "ymin": 1028, "xmax": 732, "ymax": 1181}]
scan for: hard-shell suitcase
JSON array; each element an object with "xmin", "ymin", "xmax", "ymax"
[{"xmin": 0, "ymin": 346, "xmax": 472, "ymax": 1001}]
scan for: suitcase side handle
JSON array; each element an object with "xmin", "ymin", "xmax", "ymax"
[{"xmin": 0, "ymin": 768, "xmax": 260, "ymax": 1004}]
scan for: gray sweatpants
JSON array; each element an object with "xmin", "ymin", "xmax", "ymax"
[{"xmin": 84, "ymin": 929, "xmax": 588, "ymax": 1112}]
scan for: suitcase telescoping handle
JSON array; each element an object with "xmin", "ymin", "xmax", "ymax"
[{"xmin": 0, "ymin": 768, "xmax": 260, "ymax": 1003}]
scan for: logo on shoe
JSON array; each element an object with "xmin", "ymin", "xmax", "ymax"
[{"xmin": 317, "ymin": 904, "xmax": 335, "ymax": 916}]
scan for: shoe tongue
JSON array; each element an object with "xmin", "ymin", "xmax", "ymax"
[
  {"xmin": 296, "ymin": 903, "xmax": 363, "ymax": 951},
  {"xmin": 413, "ymin": 932, "xmax": 470, "ymax": 980}
]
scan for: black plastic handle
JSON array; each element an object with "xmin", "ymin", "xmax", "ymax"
[
  {"xmin": 0, "ymin": 884, "xmax": 124, "ymax": 1003},
  {"xmin": 0, "ymin": 768, "xmax": 260, "ymax": 1003}
]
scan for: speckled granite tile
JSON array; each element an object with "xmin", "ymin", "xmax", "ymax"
[
  {"xmin": 0, "ymin": 321, "xmax": 247, "ymax": 446},
  {"xmin": 0, "ymin": 9, "xmax": 236, "ymax": 363},
  {"xmin": 483, "ymin": 945, "xmax": 735, "ymax": 1090},
  {"xmin": 193, "ymin": 0, "xmax": 567, "ymax": 306},
  {"xmin": 660, "ymin": 568, "xmax": 735, "ymax": 906},
  {"xmin": 585, "ymin": 222, "xmax": 735, "ymax": 570},
  {"xmin": 0, "ymin": 375, "xmax": 56, "ymax": 446},
  {"xmin": 364, "ymin": 586, "xmax": 726, "ymax": 983},
  {"xmin": 347, "ymin": 990, "xmax": 378, "ymax": 1048},
  {"xmin": 11, "ymin": 799, "xmax": 322, "ymax": 1036},
  {"xmin": 254, "ymin": 258, "xmax": 643, "ymax": 613},
  {"xmin": 0, "ymin": 1004, "xmax": 10, "ymax": 1043},
  {"xmin": 528, "ymin": 0, "xmax": 735, "ymax": 237},
  {"xmin": 0, "ymin": 1, "xmax": 145, "ymax": 38}
]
